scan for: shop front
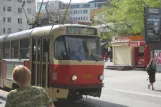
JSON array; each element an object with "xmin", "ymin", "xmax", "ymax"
[{"xmin": 112, "ymin": 36, "xmax": 150, "ymax": 68}]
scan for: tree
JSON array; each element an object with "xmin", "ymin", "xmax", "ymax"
[{"xmin": 98, "ymin": 0, "xmax": 161, "ymax": 36}]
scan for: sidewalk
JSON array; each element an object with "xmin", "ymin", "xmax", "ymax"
[
  {"xmin": 104, "ymin": 61, "xmax": 140, "ymax": 71},
  {"xmin": 104, "ymin": 61, "xmax": 114, "ymax": 67}
]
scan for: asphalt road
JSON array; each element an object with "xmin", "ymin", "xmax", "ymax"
[
  {"xmin": 86, "ymin": 69, "xmax": 161, "ymax": 107},
  {"xmin": 1, "ymin": 64, "xmax": 161, "ymax": 107}
]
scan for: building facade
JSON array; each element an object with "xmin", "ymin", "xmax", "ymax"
[
  {"xmin": 37, "ymin": 1, "xmax": 68, "ymax": 13},
  {"xmin": 37, "ymin": 0, "xmax": 108, "ymax": 24},
  {"xmin": 37, "ymin": 1, "xmax": 70, "ymax": 24},
  {"xmin": 0, "ymin": 0, "xmax": 36, "ymax": 35},
  {"xmin": 70, "ymin": 0, "xmax": 108, "ymax": 24}
]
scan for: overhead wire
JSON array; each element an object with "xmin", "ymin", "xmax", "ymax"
[
  {"xmin": 61, "ymin": 0, "xmax": 72, "ymax": 24},
  {"xmin": 33, "ymin": 0, "xmax": 45, "ymax": 27},
  {"xmin": 45, "ymin": 0, "xmax": 53, "ymax": 24}
]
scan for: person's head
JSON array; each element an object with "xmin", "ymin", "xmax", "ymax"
[{"xmin": 12, "ymin": 65, "xmax": 31, "ymax": 87}]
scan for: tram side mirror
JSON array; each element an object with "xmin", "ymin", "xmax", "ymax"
[{"xmin": 43, "ymin": 41, "xmax": 49, "ymax": 52}]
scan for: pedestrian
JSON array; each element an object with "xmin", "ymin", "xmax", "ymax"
[
  {"xmin": 146, "ymin": 58, "xmax": 156, "ymax": 90},
  {"xmin": 5, "ymin": 65, "xmax": 55, "ymax": 107},
  {"xmin": 104, "ymin": 51, "xmax": 108, "ymax": 62}
]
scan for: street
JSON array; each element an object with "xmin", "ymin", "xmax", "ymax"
[
  {"xmin": 87, "ymin": 69, "xmax": 161, "ymax": 107},
  {"xmin": 1, "ymin": 66, "xmax": 161, "ymax": 107}
]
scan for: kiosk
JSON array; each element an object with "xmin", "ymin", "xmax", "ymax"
[{"xmin": 111, "ymin": 36, "xmax": 150, "ymax": 68}]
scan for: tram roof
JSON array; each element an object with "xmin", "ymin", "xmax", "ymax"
[{"xmin": 0, "ymin": 24, "xmax": 95, "ymax": 42}]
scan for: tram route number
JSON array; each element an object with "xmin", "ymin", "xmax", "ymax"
[{"xmin": 82, "ymin": 74, "xmax": 92, "ymax": 79}]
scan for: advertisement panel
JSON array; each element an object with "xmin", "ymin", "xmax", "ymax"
[
  {"xmin": 154, "ymin": 50, "xmax": 161, "ymax": 72},
  {"xmin": 144, "ymin": 7, "xmax": 161, "ymax": 44}
]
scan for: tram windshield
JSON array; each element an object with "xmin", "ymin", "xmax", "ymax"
[{"xmin": 55, "ymin": 35, "xmax": 102, "ymax": 61}]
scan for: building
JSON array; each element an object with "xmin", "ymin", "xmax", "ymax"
[
  {"xmin": 71, "ymin": 0, "xmax": 108, "ymax": 24},
  {"xmin": 110, "ymin": 36, "xmax": 150, "ymax": 68},
  {"xmin": 37, "ymin": 1, "xmax": 68, "ymax": 13},
  {"xmin": 0, "ymin": 0, "xmax": 36, "ymax": 35},
  {"xmin": 37, "ymin": 1, "xmax": 70, "ymax": 24},
  {"xmin": 37, "ymin": 0, "xmax": 108, "ymax": 25}
]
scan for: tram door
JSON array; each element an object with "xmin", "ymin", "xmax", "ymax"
[{"xmin": 31, "ymin": 37, "xmax": 49, "ymax": 88}]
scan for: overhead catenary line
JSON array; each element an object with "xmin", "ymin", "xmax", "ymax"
[
  {"xmin": 45, "ymin": 0, "xmax": 53, "ymax": 24},
  {"xmin": 61, "ymin": 0, "xmax": 72, "ymax": 24}
]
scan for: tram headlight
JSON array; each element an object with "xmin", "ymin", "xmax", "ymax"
[
  {"xmin": 99, "ymin": 75, "xmax": 104, "ymax": 81},
  {"xmin": 72, "ymin": 75, "xmax": 77, "ymax": 81}
]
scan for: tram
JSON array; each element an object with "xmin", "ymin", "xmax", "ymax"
[{"xmin": 0, "ymin": 24, "xmax": 104, "ymax": 101}]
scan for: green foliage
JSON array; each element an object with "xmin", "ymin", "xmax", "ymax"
[
  {"xmin": 101, "ymin": 0, "xmax": 161, "ymax": 36},
  {"xmin": 100, "ymin": 32, "xmax": 112, "ymax": 40}
]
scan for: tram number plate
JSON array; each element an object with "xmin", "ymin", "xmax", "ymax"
[{"xmin": 82, "ymin": 74, "xmax": 92, "ymax": 79}]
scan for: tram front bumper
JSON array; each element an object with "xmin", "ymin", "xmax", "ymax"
[{"xmin": 52, "ymin": 83, "xmax": 104, "ymax": 89}]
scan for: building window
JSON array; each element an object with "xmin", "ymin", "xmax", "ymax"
[
  {"xmin": 3, "ymin": 17, "xmax": 5, "ymax": 22},
  {"xmin": 3, "ymin": 7, "xmax": 5, "ymax": 11},
  {"xmin": 7, "ymin": 7, "xmax": 11, "ymax": 12},
  {"xmin": 18, "ymin": 29, "xmax": 22, "ymax": 31},
  {"xmin": 18, "ymin": 18, "xmax": 22, "ymax": 24},
  {"xmin": 8, "ymin": 17, "xmax": 11, "ymax": 22},
  {"xmin": 84, "ymin": 10, "xmax": 87, "ymax": 13},
  {"xmin": 8, "ymin": 28, "xmax": 11, "ymax": 33},
  {"xmin": 27, "ymin": 0, "xmax": 31, "ymax": 3},
  {"xmin": 18, "ymin": 0, "xmax": 22, "ymax": 2},
  {"xmin": 3, "ymin": 28, "xmax": 5, "ymax": 33},
  {"xmin": 27, "ymin": 8, "xmax": 31, "ymax": 14},
  {"xmin": 18, "ymin": 8, "xmax": 22, "ymax": 13}
]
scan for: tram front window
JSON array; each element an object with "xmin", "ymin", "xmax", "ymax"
[{"xmin": 54, "ymin": 35, "xmax": 102, "ymax": 61}]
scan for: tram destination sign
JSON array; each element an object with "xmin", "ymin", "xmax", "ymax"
[
  {"xmin": 144, "ymin": 7, "xmax": 161, "ymax": 44},
  {"xmin": 66, "ymin": 27, "xmax": 97, "ymax": 35}
]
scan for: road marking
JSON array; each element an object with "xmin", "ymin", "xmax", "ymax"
[{"xmin": 105, "ymin": 88, "xmax": 161, "ymax": 98}]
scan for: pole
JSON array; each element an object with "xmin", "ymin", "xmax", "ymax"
[{"xmin": 152, "ymin": 44, "xmax": 154, "ymax": 58}]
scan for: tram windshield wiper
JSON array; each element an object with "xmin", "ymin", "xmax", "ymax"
[
  {"xmin": 76, "ymin": 55, "xmax": 82, "ymax": 62},
  {"xmin": 92, "ymin": 54, "xmax": 98, "ymax": 62}
]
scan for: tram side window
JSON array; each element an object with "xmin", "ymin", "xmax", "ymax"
[
  {"xmin": 54, "ymin": 36, "xmax": 67, "ymax": 60},
  {"xmin": 3, "ymin": 42, "xmax": 10, "ymax": 58},
  {"xmin": 20, "ymin": 39, "xmax": 29, "ymax": 59},
  {"xmin": 11, "ymin": 40, "xmax": 19, "ymax": 59}
]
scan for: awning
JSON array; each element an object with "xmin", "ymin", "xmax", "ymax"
[{"xmin": 128, "ymin": 41, "xmax": 145, "ymax": 47}]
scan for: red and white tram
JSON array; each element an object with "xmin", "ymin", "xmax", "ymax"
[{"xmin": 0, "ymin": 24, "xmax": 104, "ymax": 101}]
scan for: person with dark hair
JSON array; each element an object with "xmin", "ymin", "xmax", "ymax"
[
  {"xmin": 5, "ymin": 65, "xmax": 55, "ymax": 107},
  {"xmin": 146, "ymin": 59, "xmax": 156, "ymax": 90}
]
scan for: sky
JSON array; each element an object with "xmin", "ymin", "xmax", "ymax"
[{"xmin": 36, "ymin": 0, "xmax": 92, "ymax": 3}]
